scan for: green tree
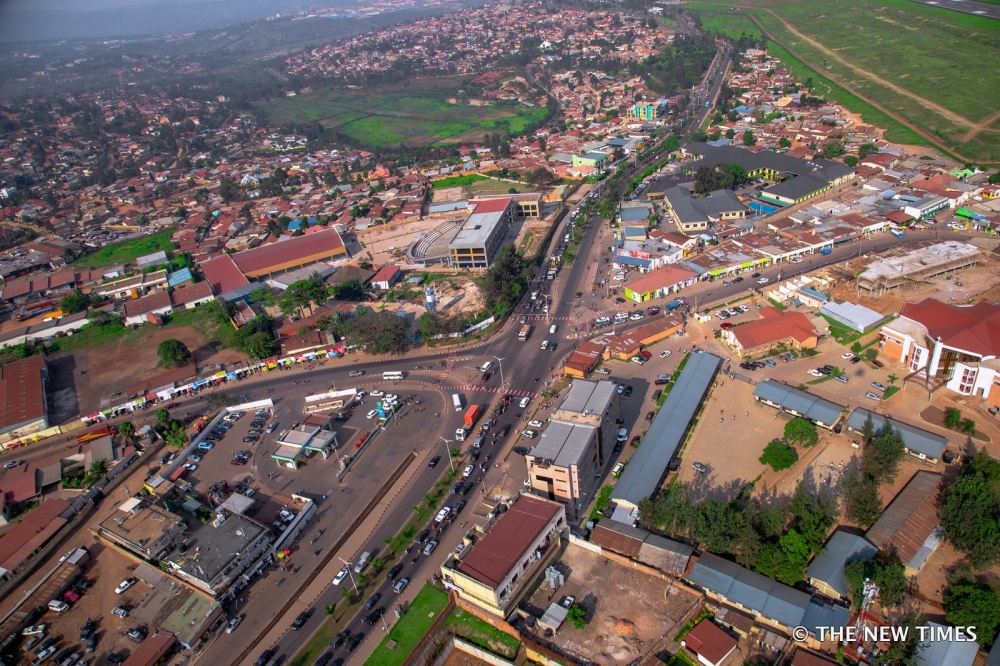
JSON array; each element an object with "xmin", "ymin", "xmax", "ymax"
[
  {"xmin": 334, "ymin": 278, "xmax": 365, "ymax": 301},
  {"xmin": 784, "ymin": 418, "xmax": 818, "ymax": 448},
  {"xmin": 156, "ymin": 408, "xmax": 172, "ymax": 427},
  {"xmin": 725, "ymin": 128, "xmax": 736, "ymax": 139},
  {"xmin": 851, "ymin": 341, "xmax": 864, "ymax": 355},
  {"xmin": 60, "ymin": 289, "xmax": 91, "ymax": 314},
  {"xmin": 944, "ymin": 407, "xmax": 963, "ymax": 429},
  {"xmin": 845, "ymin": 155, "xmax": 858, "ymax": 168},
  {"xmin": 840, "ymin": 467, "xmax": 882, "ymax": 528},
  {"xmin": 478, "ymin": 244, "xmax": 527, "ymax": 315},
  {"xmin": 567, "ymin": 604, "xmax": 587, "ymax": 629},
  {"xmin": 157, "ymin": 339, "xmax": 191, "ymax": 368},
  {"xmin": 277, "ymin": 275, "xmax": 328, "ymax": 317},
  {"xmin": 778, "ymin": 137, "xmax": 791, "ymax": 148},
  {"xmin": 844, "ymin": 554, "xmax": 908, "ymax": 608},
  {"xmin": 945, "ymin": 584, "xmax": 1000, "ymax": 647},
  {"xmin": 89, "ymin": 460, "xmax": 107, "ymax": 476},
  {"xmin": 960, "ymin": 418, "xmax": 976, "ymax": 435},
  {"xmin": 759, "ymin": 439, "xmax": 797, "ymax": 471},
  {"xmin": 822, "ymin": 141, "xmax": 845, "ymax": 159},
  {"xmin": 165, "ymin": 422, "xmax": 188, "ymax": 448},
  {"xmin": 941, "ymin": 450, "xmax": 1000, "ymax": 569},
  {"xmin": 861, "ymin": 428, "xmax": 906, "ymax": 485},
  {"xmin": 324, "ymin": 604, "xmax": 336, "ymax": 616},
  {"xmin": 887, "ymin": 374, "xmax": 898, "ymax": 387},
  {"xmin": 344, "ymin": 311, "xmax": 409, "ymax": 355},
  {"xmin": 117, "ymin": 421, "xmax": 135, "ymax": 441},
  {"xmin": 742, "ymin": 129, "xmax": 755, "ymax": 146}
]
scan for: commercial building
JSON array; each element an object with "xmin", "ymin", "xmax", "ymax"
[
  {"xmin": 232, "ymin": 229, "xmax": 348, "ymax": 279},
  {"xmin": 589, "ymin": 521, "xmax": 693, "ymax": 576},
  {"xmin": 856, "ymin": 241, "xmax": 980, "ymax": 296},
  {"xmin": 199, "ymin": 254, "xmax": 251, "ymax": 301},
  {"xmin": 0, "ymin": 499, "xmax": 71, "ymax": 582},
  {"xmin": 122, "ymin": 631, "xmax": 176, "ymax": 666},
  {"xmin": 603, "ymin": 314, "xmax": 685, "ymax": 360},
  {"xmin": 448, "ymin": 197, "xmax": 516, "ymax": 268},
  {"xmin": 0, "ymin": 354, "xmax": 50, "ymax": 443},
  {"xmin": 662, "ymin": 186, "xmax": 749, "ymax": 232},
  {"xmin": 623, "ymin": 265, "xmax": 698, "ymax": 303},
  {"xmin": 684, "ymin": 143, "xmax": 855, "ymax": 206},
  {"xmin": 819, "ymin": 301, "xmax": 887, "ymax": 333},
  {"xmin": 627, "ymin": 100, "xmax": 667, "ymax": 121},
  {"xmin": 844, "ymin": 409, "xmax": 948, "ymax": 464},
  {"xmin": 865, "ymin": 471, "xmax": 942, "ymax": 574},
  {"xmin": 571, "ymin": 151, "xmax": 610, "ymax": 170},
  {"xmin": 611, "ymin": 352, "xmax": 721, "ymax": 523},
  {"xmin": 752, "ymin": 380, "xmax": 844, "ymax": 429},
  {"xmin": 722, "ymin": 307, "xmax": 819, "ymax": 358},
  {"xmin": 271, "ymin": 414, "xmax": 339, "ymax": 469},
  {"xmin": 441, "ymin": 495, "xmax": 565, "ymax": 618},
  {"xmin": 878, "ymin": 298, "xmax": 1000, "ymax": 399},
  {"xmin": 562, "ymin": 340, "xmax": 605, "ymax": 378},
  {"xmin": 525, "ymin": 380, "xmax": 618, "ymax": 520},
  {"xmin": 805, "ymin": 530, "xmax": 876, "ymax": 600}
]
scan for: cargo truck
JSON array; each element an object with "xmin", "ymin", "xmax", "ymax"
[
  {"xmin": 463, "ymin": 405, "xmax": 481, "ymax": 428},
  {"xmin": 518, "ymin": 325, "xmax": 531, "ymax": 341}
]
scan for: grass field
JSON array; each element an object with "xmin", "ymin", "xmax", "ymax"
[
  {"xmin": 431, "ymin": 174, "xmax": 486, "ymax": 189},
  {"xmin": 697, "ymin": 11, "xmax": 762, "ymax": 39},
  {"xmin": 71, "ymin": 230, "xmax": 175, "ymax": 268},
  {"xmin": 737, "ymin": 0, "xmax": 1000, "ymax": 161},
  {"xmin": 260, "ymin": 77, "xmax": 549, "ymax": 147},
  {"xmin": 367, "ymin": 586, "xmax": 449, "ymax": 666}
]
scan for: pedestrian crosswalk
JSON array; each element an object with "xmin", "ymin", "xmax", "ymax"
[{"xmin": 442, "ymin": 384, "xmax": 537, "ymax": 398}]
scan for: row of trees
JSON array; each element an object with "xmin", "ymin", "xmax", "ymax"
[{"xmin": 840, "ymin": 418, "xmax": 906, "ymax": 528}]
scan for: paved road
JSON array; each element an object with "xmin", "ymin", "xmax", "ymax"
[{"xmin": 908, "ymin": 0, "xmax": 1000, "ymax": 20}]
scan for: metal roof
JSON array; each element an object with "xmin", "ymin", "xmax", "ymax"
[
  {"xmin": 611, "ymin": 352, "xmax": 721, "ymax": 512},
  {"xmin": 753, "ymin": 380, "xmax": 845, "ymax": 425},
  {"xmin": 819, "ymin": 301, "xmax": 886, "ymax": 333},
  {"xmin": 558, "ymin": 379, "xmax": 617, "ymax": 416},
  {"xmin": 915, "ymin": 622, "xmax": 979, "ymax": 666},
  {"xmin": 845, "ymin": 409, "xmax": 947, "ymax": 461},
  {"xmin": 866, "ymin": 471, "xmax": 942, "ymax": 568},
  {"xmin": 530, "ymin": 420, "xmax": 596, "ymax": 468},
  {"xmin": 637, "ymin": 533, "xmax": 693, "ymax": 575},
  {"xmin": 805, "ymin": 531, "xmax": 876, "ymax": 597}
]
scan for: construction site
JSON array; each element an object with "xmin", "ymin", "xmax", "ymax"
[{"xmin": 853, "ymin": 241, "xmax": 982, "ymax": 296}]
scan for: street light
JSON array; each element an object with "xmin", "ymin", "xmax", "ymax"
[
  {"xmin": 493, "ymin": 356, "xmax": 505, "ymax": 387},
  {"xmin": 337, "ymin": 557, "xmax": 359, "ymax": 596},
  {"xmin": 440, "ymin": 437, "xmax": 456, "ymax": 473}
]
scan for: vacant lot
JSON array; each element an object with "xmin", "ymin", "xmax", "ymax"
[
  {"xmin": 260, "ymin": 78, "xmax": 548, "ymax": 147},
  {"xmin": 72, "ymin": 230, "xmax": 175, "ymax": 269}
]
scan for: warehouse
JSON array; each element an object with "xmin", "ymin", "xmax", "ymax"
[
  {"xmin": 0, "ymin": 354, "xmax": 50, "ymax": 443},
  {"xmin": 232, "ymin": 229, "xmax": 347, "ymax": 279}
]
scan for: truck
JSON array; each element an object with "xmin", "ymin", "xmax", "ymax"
[
  {"xmin": 518, "ymin": 325, "xmax": 531, "ymax": 342},
  {"xmin": 452, "ymin": 394, "xmax": 463, "ymax": 411},
  {"xmin": 820, "ymin": 247, "xmax": 832, "ymax": 255},
  {"xmin": 455, "ymin": 427, "xmax": 468, "ymax": 441},
  {"xmin": 666, "ymin": 298, "xmax": 684, "ymax": 311},
  {"xmin": 891, "ymin": 228, "xmax": 905, "ymax": 239},
  {"xmin": 463, "ymin": 405, "xmax": 481, "ymax": 429}
]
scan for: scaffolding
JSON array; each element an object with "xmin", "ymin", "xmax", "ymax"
[{"xmin": 855, "ymin": 241, "xmax": 981, "ymax": 297}]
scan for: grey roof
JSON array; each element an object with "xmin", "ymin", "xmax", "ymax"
[
  {"xmin": 764, "ymin": 171, "xmax": 831, "ymax": 201},
  {"xmin": 805, "ymin": 530, "xmax": 877, "ymax": 597},
  {"xmin": 800, "ymin": 598, "xmax": 851, "ymax": 636},
  {"xmin": 530, "ymin": 420, "xmax": 597, "ymax": 468},
  {"xmin": 637, "ymin": 533, "xmax": 694, "ymax": 575},
  {"xmin": 845, "ymin": 409, "xmax": 948, "ymax": 461},
  {"xmin": 558, "ymin": 379, "xmax": 617, "ymax": 416},
  {"xmin": 820, "ymin": 301, "xmax": 887, "ymax": 333},
  {"xmin": 611, "ymin": 353, "xmax": 721, "ymax": 511},
  {"xmin": 915, "ymin": 622, "xmax": 979, "ymax": 666},
  {"xmin": 619, "ymin": 207, "xmax": 651, "ymax": 222},
  {"xmin": 686, "ymin": 142, "xmax": 853, "ymax": 194},
  {"xmin": 753, "ymin": 380, "xmax": 845, "ymax": 425},
  {"xmin": 663, "ymin": 186, "xmax": 749, "ymax": 224}
]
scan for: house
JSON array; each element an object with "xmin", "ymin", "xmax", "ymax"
[
  {"xmin": 865, "ymin": 471, "xmax": 942, "ymax": 574},
  {"xmin": 914, "ymin": 622, "xmax": 979, "ymax": 666},
  {"xmin": 681, "ymin": 620, "xmax": 738, "ymax": 666},
  {"xmin": 722, "ymin": 307, "xmax": 818, "ymax": 357},
  {"xmin": 805, "ymin": 530, "xmax": 876, "ymax": 600},
  {"xmin": 563, "ymin": 340, "xmax": 605, "ymax": 378},
  {"xmin": 623, "ymin": 264, "xmax": 698, "ymax": 303},
  {"xmin": 370, "ymin": 265, "xmax": 402, "ymax": 290},
  {"xmin": 878, "ymin": 298, "xmax": 1000, "ymax": 399}
]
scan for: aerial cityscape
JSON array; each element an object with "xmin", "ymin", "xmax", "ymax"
[{"xmin": 1, "ymin": 1, "xmax": 1000, "ymax": 666}]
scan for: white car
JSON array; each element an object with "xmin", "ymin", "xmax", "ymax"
[
  {"xmin": 333, "ymin": 568, "xmax": 349, "ymax": 586},
  {"xmin": 757, "ymin": 277, "xmax": 770, "ymax": 284},
  {"xmin": 371, "ymin": 390, "xmax": 385, "ymax": 397},
  {"xmin": 842, "ymin": 352, "xmax": 854, "ymax": 359},
  {"xmin": 434, "ymin": 508, "xmax": 451, "ymax": 523},
  {"xmin": 356, "ymin": 391, "xmax": 366, "ymax": 400},
  {"xmin": 462, "ymin": 465, "xmax": 474, "ymax": 478},
  {"xmin": 225, "ymin": 616, "xmax": 243, "ymax": 634},
  {"xmin": 519, "ymin": 397, "xmax": 530, "ymax": 408},
  {"xmin": 366, "ymin": 409, "xmax": 379, "ymax": 420},
  {"xmin": 522, "ymin": 430, "xmax": 538, "ymax": 439},
  {"xmin": 595, "ymin": 368, "xmax": 611, "ymax": 374},
  {"xmin": 660, "ymin": 350, "xmax": 671, "ymax": 358},
  {"xmin": 528, "ymin": 420, "xmax": 544, "ymax": 428},
  {"xmin": 184, "ymin": 463, "xmax": 197, "ymax": 471},
  {"xmin": 613, "ymin": 462, "xmax": 625, "ymax": 477},
  {"xmin": 384, "ymin": 394, "xmax": 398, "ymax": 402},
  {"xmin": 187, "ymin": 455, "xmax": 202, "ymax": 463},
  {"xmin": 115, "ymin": 578, "xmax": 136, "ymax": 595},
  {"xmin": 808, "ymin": 369, "xmax": 824, "ymax": 377}
]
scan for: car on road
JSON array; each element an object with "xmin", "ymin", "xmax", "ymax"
[
  {"xmin": 481, "ymin": 372, "xmax": 491, "ymax": 383},
  {"xmin": 331, "ymin": 630, "xmax": 351, "ymax": 649},
  {"xmin": 364, "ymin": 592, "xmax": 382, "ymax": 611},
  {"xmin": 366, "ymin": 409, "xmax": 379, "ymax": 420},
  {"xmin": 428, "ymin": 456, "xmax": 441, "ymax": 468},
  {"xmin": 266, "ymin": 422, "xmax": 278, "ymax": 433},
  {"xmin": 291, "ymin": 611, "xmax": 309, "ymax": 630},
  {"xmin": 751, "ymin": 272, "xmax": 761, "ymax": 278},
  {"xmin": 499, "ymin": 424, "xmax": 511, "ymax": 437},
  {"xmin": 314, "ymin": 651, "xmax": 335, "ymax": 666},
  {"xmin": 115, "ymin": 578, "xmax": 136, "ymax": 595},
  {"xmin": 434, "ymin": 507, "xmax": 451, "ymax": 523},
  {"xmin": 4, "ymin": 460, "xmax": 23, "ymax": 469},
  {"xmin": 462, "ymin": 464, "xmax": 474, "ymax": 478},
  {"xmin": 757, "ymin": 277, "xmax": 770, "ymax": 284},
  {"xmin": 363, "ymin": 608, "xmax": 385, "ymax": 625},
  {"xmin": 723, "ymin": 280, "xmax": 733, "ymax": 286},
  {"xmin": 231, "ymin": 459, "xmax": 246, "ymax": 466},
  {"xmin": 865, "ymin": 391, "xmax": 882, "ymax": 401},
  {"xmin": 423, "ymin": 540, "xmax": 439, "ymax": 555},
  {"xmin": 225, "ymin": 616, "xmax": 242, "ymax": 634},
  {"xmin": 349, "ymin": 370, "xmax": 364, "ymax": 377},
  {"xmin": 370, "ymin": 390, "xmax": 384, "ymax": 397},
  {"xmin": 692, "ymin": 462, "xmax": 710, "ymax": 474},
  {"xmin": 872, "ymin": 382, "xmax": 887, "ymax": 392},
  {"xmin": 519, "ymin": 396, "xmax": 530, "ymax": 408},
  {"xmin": 386, "ymin": 564, "xmax": 404, "ymax": 582},
  {"xmin": 332, "ymin": 568, "xmax": 349, "ymax": 586},
  {"xmin": 393, "ymin": 577, "xmax": 411, "ymax": 594},
  {"xmin": 345, "ymin": 633, "xmax": 365, "ymax": 652},
  {"xmin": 734, "ymin": 277, "xmax": 744, "ymax": 283},
  {"xmin": 242, "ymin": 436, "xmax": 259, "ymax": 443}
]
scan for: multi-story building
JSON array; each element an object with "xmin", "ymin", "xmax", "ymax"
[
  {"xmin": 525, "ymin": 380, "xmax": 619, "ymax": 520},
  {"xmin": 441, "ymin": 495, "xmax": 565, "ymax": 618},
  {"xmin": 627, "ymin": 101, "xmax": 666, "ymax": 121},
  {"xmin": 879, "ymin": 298, "xmax": 1000, "ymax": 399},
  {"xmin": 448, "ymin": 197, "xmax": 517, "ymax": 268}
]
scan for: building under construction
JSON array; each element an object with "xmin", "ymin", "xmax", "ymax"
[{"xmin": 855, "ymin": 241, "xmax": 981, "ymax": 296}]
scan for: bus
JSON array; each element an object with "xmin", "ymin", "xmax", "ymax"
[
  {"xmin": 382, "ymin": 371, "xmax": 405, "ymax": 381},
  {"xmin": 891, "ymin": 229, "xmax": 905, "ymax": 239}
]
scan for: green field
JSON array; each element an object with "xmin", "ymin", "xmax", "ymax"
[
  {"xmin": 431, "ymin": 174, "xmax": 486, "ymax": 189},
  {"xmin": 697, "ymin": 11, "xmax": 762, "ymax": 39},
  {"xmin": 71, "ymin": 230, "xmax": 175, "ymax": 269},
  {"xmin": 368, "ymin": 586, "xmax": 449, "ymax": 666},
  {"xmin": 260, "ymin": 78, "xmax": 549, "ymax": 147},
  {"xmin": 738, "ymin": 0, "xmax": 1000, "ymax": 161}
]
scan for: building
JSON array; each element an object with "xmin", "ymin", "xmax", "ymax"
[
  {"xmin": 441, "ymin": 495, "xmax": 565, "ymax": 618},
  {"xmin": 604, "ymin": 314, "xmax": 685, "ymax": 360},
  {"xmin": 662, "ymin": 185, "xmax": 749, "ymax": 232},
  {"xmin": 121, "ymin": 282, "xmax": 215, "ymax": 326},
  {"xmin": 0, "ymin": 354, "xmax": 49, "ymax": 443},
  {"xmin": 572, "ymin": 151, "xmax": 610, "ymax": 170},
  {"xmin": 903, "ymin": 196, "xmax": 951, "ymax": 220},
  {"xmin": 681, "ymin": 620, "xmax": 738, "ymax": 666},
  {"xmin": 684, "ymin": 143, "xmax": 855, "ymax": 206},
  {"xmin": 448, "ymin": 197, "xmax": 516, "ymax": 268},
  {"xmin": 623, "ymin": 265, "xmax": 698, "ymax": 303},
  {"xmin": 198, "ymin": 254, "xmax": 251, "ymax": 301},
  {"xmin": 589, "ymin": 521, "xmax": 693, "ymax": 576},
  {"xmin": 878, "ymin": 298, "xmax": 1000, "ymax": 399},
  {"xmin": 856, "ymin": 241, "xmax": 980, "ymax": 296},
  {"xmin": 752, "ymin": 380, "xmax": 844, "ymax": 429},
  {"xmin": 476, "ymin": 193, "xmax": 542, "ymax": 218},
  {"xmin": 232, "ymin": 229, "xmax": 347, "ymax": 279},
  {"xmin": 844, "ymin": 409, "xmax": 948, "ymax": 464},
  {"xmin": 122, "ymin": 631, "xmax": 176, "ymax": 666},
  {"xmin": 687, "ymin": 552, "xmax": 850, "ymax": 640},
  {"xmin": 914, "ymin": 622, "xmax": 979, "ymax": 666},
  {"xmin": 611, "ymin": 353, "xmax": 721, "ymax": 522},
  {"xmin": 369, "ymin": 265, "xmax": 402, "ymax": 290},
  {"xmin": 819, "ymin": 301, "xmax": 887, "ymax": 333},
  {"xmin": 525, "ymin": 380, "xmax": 618, "ymax": 520},
  {"xmin": 563, "ymin": 340, "xmax": 605, "ymax": 378},
  {"xmin": 805, "ymin": 530, "xmax": 876, "ymax": 600},
  {"xmin": 866, "ymin": 471, "xmax": 942, "ymax": 574},
  {"xmin": 0, "ymin": 499, "xmax": 70, "ymax": 582},
  {"xmin": 271, "ymin": 414, "xmax": 339, "ymax": 469},
  {"xmin": 627, "ymin": 101, "xmax": 667, "ymax": 121},
  {"xmin": 722, "ymin": 307, "xmax": 819, "ymax": 358}
]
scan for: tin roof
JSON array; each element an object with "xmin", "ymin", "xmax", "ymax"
[
  {"xmin": 0, "ymin": 354, "xmax": 48, "ymax": 434},
  {"xmin": 866, "ymin": 471, "xmax": 942, "ymax": 568}
]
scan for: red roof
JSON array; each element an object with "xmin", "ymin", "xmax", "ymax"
[
  {"xmin": 900, "ymin": 299, "xmax": 1000, "ymax": 358},
  {"xmin": 0, "ymin": 499, "xmax": 69, "ymax": 574},
  {"xmin": 457, "ymin": 495, "xmax": 562, "ymax": 588},
  {"xmin": 199, "ymin": 254, "xmax": 250, "ymax": 295},
  {"xmin": 123, "ymin": 631, "xmax": 176, "ymax": 666},
  {"xmin": 731, "ymin": 308, "xmax": 817, "ymax": 350},
  {"xmin": 625, "ymin": 264, "xmax": 697, "ymax": 296},
  {"xmin": 2, "ymin": 471, "xmax": 39, "ymax": 504},
  {"xmin": 232, "ymin": 229, "xmax": 345, "ymax": 275},
  {"xmin": 171, "ymin": 280, "xmax": 214, "ymax": 306},
  {"xmin": 682, "ymin": 620, "xmax": 738, "ymax": 665},
  {"xmin": 469, "ymin": 197, "xmax": 513, "ymax": 214},
  {"xmin": 0, "ymin": 355, "xmax": 48, "ymax": 433},
  {"xmin": 370, "ymin": 265, "xmax": 400, "ymax": 285}
]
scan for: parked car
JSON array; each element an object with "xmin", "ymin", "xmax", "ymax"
[
  {"xmin": 114, "ymin": 578, "xmax": 136, "ymax": 595},
  {"xmin": 692, "ymin": 462, "xmax": 710, "ymax": 474},
  {"xmin": 872, "ymin": 382, "xmax": 887, "ymax": 392},
  {"xmin": 865, "ymin": 391, "xmax": 882, "ymax": 401},
  {"xmin": 225, "ymin": 616, "xmax": 243, "ymax": 634},
  {"xmin": 393, "ymin": 577, "xmax": 411, "ymax": 594},
  {"xmin": 613, "ymin": 463, "xmax": 624, "ymax": 477}
]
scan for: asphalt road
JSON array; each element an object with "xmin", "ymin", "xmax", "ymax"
[{"xmin": 907, "ymin": 0, "xmax": 1000, "ymax": 20}]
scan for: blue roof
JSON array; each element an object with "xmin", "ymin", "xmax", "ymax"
[
  {"xmin": 753, "ymin": 380, "xmax": 845, "ymax": 426},
  {"xmin": 805, "ymin": 530, "xmax": 876, "ymax": 597},
  {"xmin": 735, "ymin": 105, "xmax": 755, "ymax": 114},
  {"xmin": 800, "ymin": 598, "xmax": 850, "ymax": 636},
  {"xmin": 613, "ymin": 256, "xmax": 652, "ymax": 269},
  {"xmin": 619, "ymin": 207, "xmax": 651, "ymax": 222},
  {"xmin": 799, "ymin": 287, "xmax": 829, "ymax": 302},
  {"xmin": 167, "ymin": 267, "xmax": 193, "ymax": 286},
  {"xmin": 288, "ymin": 216, "xmax": 318, "ymax": 230}
]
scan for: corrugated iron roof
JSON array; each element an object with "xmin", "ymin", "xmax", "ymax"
[{"xmin": 866, "ymin": 471, "xmax": 942, "ymax": 568}]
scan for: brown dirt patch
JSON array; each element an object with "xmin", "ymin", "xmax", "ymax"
[{"xmin": 919, "ymin": 405, "xmax": 990, "ymax": 443}]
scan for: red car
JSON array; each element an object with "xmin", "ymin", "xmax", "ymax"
[
  {"xmin": 630, "ymin": 435, "xmax": 641, "ymax": 447},
  {"xmin": 640, "ymin": 350, "xmax": 652, "ymax": 360},
  {"xmin": 719, "ymin": 322, "xmax": 733, "ymax": 329},
  {"xmin": 480, "ymin": 372, "xmax": 491, "ymax": 383},
  {"xmin": 871, "ymin": 359, "xmax": 885, "ymax": 368},
  {"xmin": 166, "ymin": 402, "xmax": 180, "ymax": 409},
  {"xmin": 230, "ymin": 459, "xmax": 246, "ymax": 466},
  {"xmin": 63, "ymin": 590, "xmax": 80, "ymax": 602}
]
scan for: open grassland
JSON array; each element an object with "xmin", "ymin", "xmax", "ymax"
[
  {"xmin": 71, "ymin": 230, "xmax": 175, "ymax": 268},
  {"xmin": 741, "ymin": 0, "xmax": 1000, "ymax": 161},
  {"xmin": 260, "ymin": 77, "xmax": 548, "ymax": 147},
  {"xmin": 696, "ymin": 9, "xmax": 762, "ymax": 38}
]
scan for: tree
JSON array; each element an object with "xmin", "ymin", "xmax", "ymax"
[
  {"xmin": 887, "ymin": 374, "xmax": 898, "ymax": 387},
  {"xmin": 844, "ymin": 554, "xmax": 908, "ymax": 608},
  {"xmin": 960, "ymin": 418, "xmax": 976, "ymax": 435},
  {"xmin": 946, "ymin": 584, "xmax": 1000, "ymax": 647},
  {"xmin": 742, "ymin": 129, "xmax": 755, "ymax": 146},
  {"xmin": 941, "ymin": 450, "xmax": 1000, "ymax": 569},
  {"xmin": 60, "ymin": 290, "xmax": 92, "ymax": 314},
  {"xmin": 567, "ymin": 604, "xmax": 587, "ymax": 629},
  {"xmin": 324, "ymin": 604, "xmax": 336, "ymax": 616},
  {"xmin": 478, "ymin": 244, "xmax": 527, "ymax": 315},
  {"xmin": 344, "ymin": 311, "xmax": 409, "ymax": 355},
  {"xmin": 117, "ymin": 421, "xmax": 135, "ymax": 441},
  {"xmin": 778, "ymin": 137, "xmax": 791, "ymax": 148},
  {"xmin": 156, "ymin": 408, "xmax": 172, "ymax": 427},
  {"xmin": 725, "ymin": 128, "xmax": 736, "ymax": 139},
  {"xmin": 89, "ymin": 460, "xmax": 107, "ymax": 476},
  {"xmin": 821, "ymin": 141, "xmax": 845, "ymax": 159},
  {"xmin": 841, "ymin": 467, "xmax": 882, "ymax": 528},
  {"xmin": 278, "ymin": 275, "xmax": 328, "ymax": 317},
  {"xmin": 945, "ymin": 407, "xmax": 963, "ymax": 429},
  {"xmin": 845, "ymin": 155, "xmax": 858, "ymax": 168},
  {"xmin": 861, "ymin": 428, "xmax": 905, "ymax": 485},
  {"xmin": 528, "ymin": 166, "xmax": 556, "ymax": 186},
  {"xmin": 784, "ymin": 418, "xmax": 818, "ymax": 448},
  {"xmin": 334, "ymin": 279, "xmax": 365, "ymax": 301},
  {"xmin": 759, "ymin": 439, "xmax": 797, "ymax": 471},
  {"xmin": 157, "ymin": 339, "xmax": 191, "ymax": 368}
]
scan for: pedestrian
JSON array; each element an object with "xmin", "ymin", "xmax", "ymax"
[{"xmin": 746, "ymin": 411, "xmax": 749, "ymax": 417}]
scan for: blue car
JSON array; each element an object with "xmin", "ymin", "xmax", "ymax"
[{"xmin": 197, "ymin": 442, "xmax": 215, "ymax": 450}]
